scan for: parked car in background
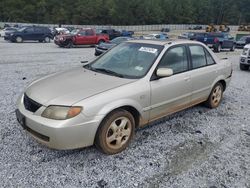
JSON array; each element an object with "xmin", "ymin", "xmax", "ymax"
[
  {"xmin": 239, "ymin": 44, "xmax": 250, "ymax": 70},
  {"xmin": 95, "ymin": 36, "xmax": 133, "ymax": 56},
  {"xmin": 97, "ymin": 29, "xmax": 121, "ymax": 40},
  {"xmin": 53, "ymin": 27, "xmax": 70, "ymax": 36},
  {"xmin": 161, "ymin": 28, "xmax": 170, "ymax": 32},
  {"xmin": 143, "ymin": 33, "xmax": 168, "ymax": 40},
  {"xmin": 117, "ymin": 29, "xmax": 134, "ymax": 37},
  {"xmin": 0, "ymin": 27, "xmax": 17, "ymax": 37},
  {"xmin": 195, "ymin": 32, "xmax": 236, "ymax": 52},
  {"xmin": 4, "ymin": 26, "xmax": 53, "ymax": 43},
  {"xmin": 178, "ymin": 32, "xmax": 197, "ymax": 40},
  {"xmin": 16, "ymin": 40, "xmax": 232, "ymax": 154},
  {"xmin": 236, "ymin": 36, "xmax": 250, "ymax": 49},
  {"xmin": 54, "ymin": 28, "xmax": 109, "ymax": 48},
  {"xmin": 189, "ymin": 25, "xmax": 203, "ymax": 30}
]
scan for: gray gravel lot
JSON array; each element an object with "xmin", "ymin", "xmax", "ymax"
[{"xmin": 0, "ymin": 38, "xmax": 249, "ymax": 188}]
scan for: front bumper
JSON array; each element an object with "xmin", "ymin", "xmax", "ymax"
[
  {"xmin": 95, "ymin": 47, "xmax": 107, "ymax": 56},
  {"xmin": 240, "ymin": 57, "xmax": 250, "ymax": 65},
  {"xmin": 16, "ymin": 94, "xmax": 104, "ymax": 150}
]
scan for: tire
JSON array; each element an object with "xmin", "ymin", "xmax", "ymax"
[
  {"xmin": 205, "ymin": 82, "xmax": 224, "ymax": 109},
  {"xmin": 65, "ymin": 40, "xmax": 73, "ymax": 48},
  {"xmin": 95, "ymin": 109, "xmax": 135, "ymax": 155},
  {"xmin": 240, "ymin": 64, "xmax": 249, "ymax": 70},
  {"xmin": 44, "ymin": 36, "xmax": 50, "ymax": 43},
  {"xmin": 15, "ymin": 36, "xmax": 23, "ymax": 43},
  {"xmin": 230, "ymin": 44, "xmax": 235, "ymax": 51},
  {"xmin": 214, "ymin": 44, "xmax": 221, "ymax": 53},
  {"xmin": 98, "ymin": 40, "xmax": 105, "ymax": 44}
]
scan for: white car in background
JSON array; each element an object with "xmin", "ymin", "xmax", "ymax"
[
  {"xmin": 0, "ymin": 27, "xmax": 17, "ymax": 37},
  {"xmin": 239, "ymin": 44, "xmax": 250, "ymax": 70}
]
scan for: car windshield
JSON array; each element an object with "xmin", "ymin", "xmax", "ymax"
[
  {"xmin": 239, "ymin": 36, "xmax": 247, "ymax": 41},
  {"xmin": 85, "ymin": 42, "xmax": 163, "ymax": 79},
  {"xmin": 70, "ymin": 29, "xmax": 80, "ymax": 35}
]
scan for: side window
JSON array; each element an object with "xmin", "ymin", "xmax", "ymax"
[
  {"xmin": 205, "ymin": 50, "xmax": 216, "ymax": 65},
  {"xmin": 34, "ymin": 27, "xmax": 42, "ymax": 33},
  {"xmin": 25, "ymin": 28, "xmax": 34, "ymax": 33},
  {"xmin": 79, "ymin": 31, "xmax": 86, "ymax": 36},
  {"xmin": 86, "ymin": 30, "xmax": 94, "ymax": 36},
  {"xmin": 158, "ymin": 46, "xmax": 188, "ymax": 74},
  {"xmin": 189, "ymin": 45, "xmax": 207, "ymax": 69}
]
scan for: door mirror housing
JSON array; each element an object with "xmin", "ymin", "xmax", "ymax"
[{"xmin": 156, "ymin": 68, "xmax": 173, "ymax": 78}]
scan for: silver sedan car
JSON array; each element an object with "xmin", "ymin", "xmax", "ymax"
[{"xmin": 16, "ymin": 40, "xmax": 232, "ymax": 154}]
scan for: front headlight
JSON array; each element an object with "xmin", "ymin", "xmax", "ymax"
[{"xmin": 41, "ymin": 106, "xmax": 82, "ymax": 120}]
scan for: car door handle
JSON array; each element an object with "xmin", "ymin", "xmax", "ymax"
[{"xmin": 184, "ymin": 77, "xmax": 190, "ymax": 81}]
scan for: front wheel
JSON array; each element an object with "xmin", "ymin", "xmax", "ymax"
[
  {"xmin": 65, "ymin": 40, "xmax": 73, "ymax": 48},
  {"xmin": 205, "ymin": 82, "xmax": 224, "ymax": 108},
  {"xmin": 240, "ymin": 64, "xmax": 249, "ymax": 70},
  {"xmin": 214, "ymin": 44, "xmax": 221, "ymax": 53},
  {"xmin": 15, "ymin": 36, "xmax": 23, "ymax": 43},
  {"xmin": 95, "ymin": 110, "xmax": 135, "ymax": 155}
]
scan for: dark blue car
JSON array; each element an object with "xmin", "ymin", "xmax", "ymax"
[
  {"xmin": 4, "ymin": 26, "xmax": 53, "ymax": 43},
  {"xmin": 195, "ymin": 32, "xmax": 236, "ymax": 52}
]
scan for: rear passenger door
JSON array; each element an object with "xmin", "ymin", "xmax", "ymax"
[
  {"xmin": 188, "ymin": 45, "xmax": 218, "ymax": 103},
  {"xmin": 150, "ymin": 45, "xmax": 192, "ymax": 120}
]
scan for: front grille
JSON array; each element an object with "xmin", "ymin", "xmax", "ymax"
[{"xmin": 23, "ymin": 94, "xmax": 42, "ymax": 113}]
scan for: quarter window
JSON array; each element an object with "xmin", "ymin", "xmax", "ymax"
[
  {"xmin": 158, "ymin": 46, "xmax": 188, "ymax": 74},
  {"xmin": 205, "ymin": 50, "xmax": 216, "ymax": 65},
  {"xmin": 189, "ymin": 45, "xmax": 207, "ymax": 69}
]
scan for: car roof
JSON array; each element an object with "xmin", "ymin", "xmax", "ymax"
[{"xmin": 127, "ymin": 39, "xmax": 204, "ymax": 46}]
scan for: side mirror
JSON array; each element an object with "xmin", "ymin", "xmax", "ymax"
[
  {"xmin": 156, "ymin": 68, "xmax": 173, "ymax": 78},
  {"xmin": 80, "ymin": 61, "xmax": 88, "ymax": 65}
]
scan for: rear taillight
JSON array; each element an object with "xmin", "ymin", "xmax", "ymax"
[{"xmin": 214, "ymin": 37, "xmax": 219, "ymax": 43}]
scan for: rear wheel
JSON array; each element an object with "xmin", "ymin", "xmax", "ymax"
[
  {"xmin": 15, "ymin": 36, "xmax": 23, "ymax": 43},
  {"xmin": 230, "ymin": 44, "xmax": 235, "ymax": 51},
  {"xmin": 240, "ymin": 64, "xmax": 249, "ymax": 70},
  {"xmin": 205, "ymin": 82, "xmax": 224, "ymax": 108},
  {"xmin": 95, "ymin": 110, "xmax": 135, "ymax": 155},
  {"xmin": 98, "ymin": 40, "xmax": 105, "ymax": 44}
]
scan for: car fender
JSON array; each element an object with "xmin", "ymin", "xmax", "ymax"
[
  {"xmin": 96, "ymin": 98, "xmax": 144, "ymax": 118},
  {"xmin": 211, "ymin": 74, "xmax": 227, "ymax": 91}
]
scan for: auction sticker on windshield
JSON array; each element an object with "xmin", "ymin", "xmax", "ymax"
[{"xmin": 139, "ymin": 47, "xmax": 158, "ymax": 54}]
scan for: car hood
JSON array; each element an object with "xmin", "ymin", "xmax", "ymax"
[
  {"xmin": 236, "ymin": 41, "xmax": 245, "ymax": 44},
  {"xmin": 26, "ymin": 67, "xmax": 135, "ymax": 106}
]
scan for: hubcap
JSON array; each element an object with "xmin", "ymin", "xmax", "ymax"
[
  {"xmin": 16, "ymin": 37, "xmax": 22, "ymax": 43},
  {"xmin": 106, "ymin": 117, "xmax": 132, "ymax": 150},
  {"xmin": 211, "ymin": 85, "xmax": 222, "ymax": 106},
  {"xmin": 45, "ymin": 37, "xmax": 50, "ymax": 42}
]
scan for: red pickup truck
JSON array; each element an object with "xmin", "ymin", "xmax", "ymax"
[{"xmin": 54, "ymin": 28, "xmax": 109, "ymax": 48}]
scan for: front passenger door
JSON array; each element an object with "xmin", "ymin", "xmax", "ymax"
[{"xmin": 150, "ymin": 45, "xmax": 192, "ymax": 121}]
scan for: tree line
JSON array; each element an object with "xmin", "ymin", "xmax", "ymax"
[{"xmin": 0, "ymin": 0, "xmax": 250, "ymax": 25}]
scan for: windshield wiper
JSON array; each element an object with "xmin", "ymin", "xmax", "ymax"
[{"xmin": 94, "ymin": 68, "xmax": 124, "ymax": 78}]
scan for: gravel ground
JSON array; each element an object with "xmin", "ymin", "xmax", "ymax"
[{"xmin": 0, "ymin": 38, "xmax": 249, "ymax": 188}]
